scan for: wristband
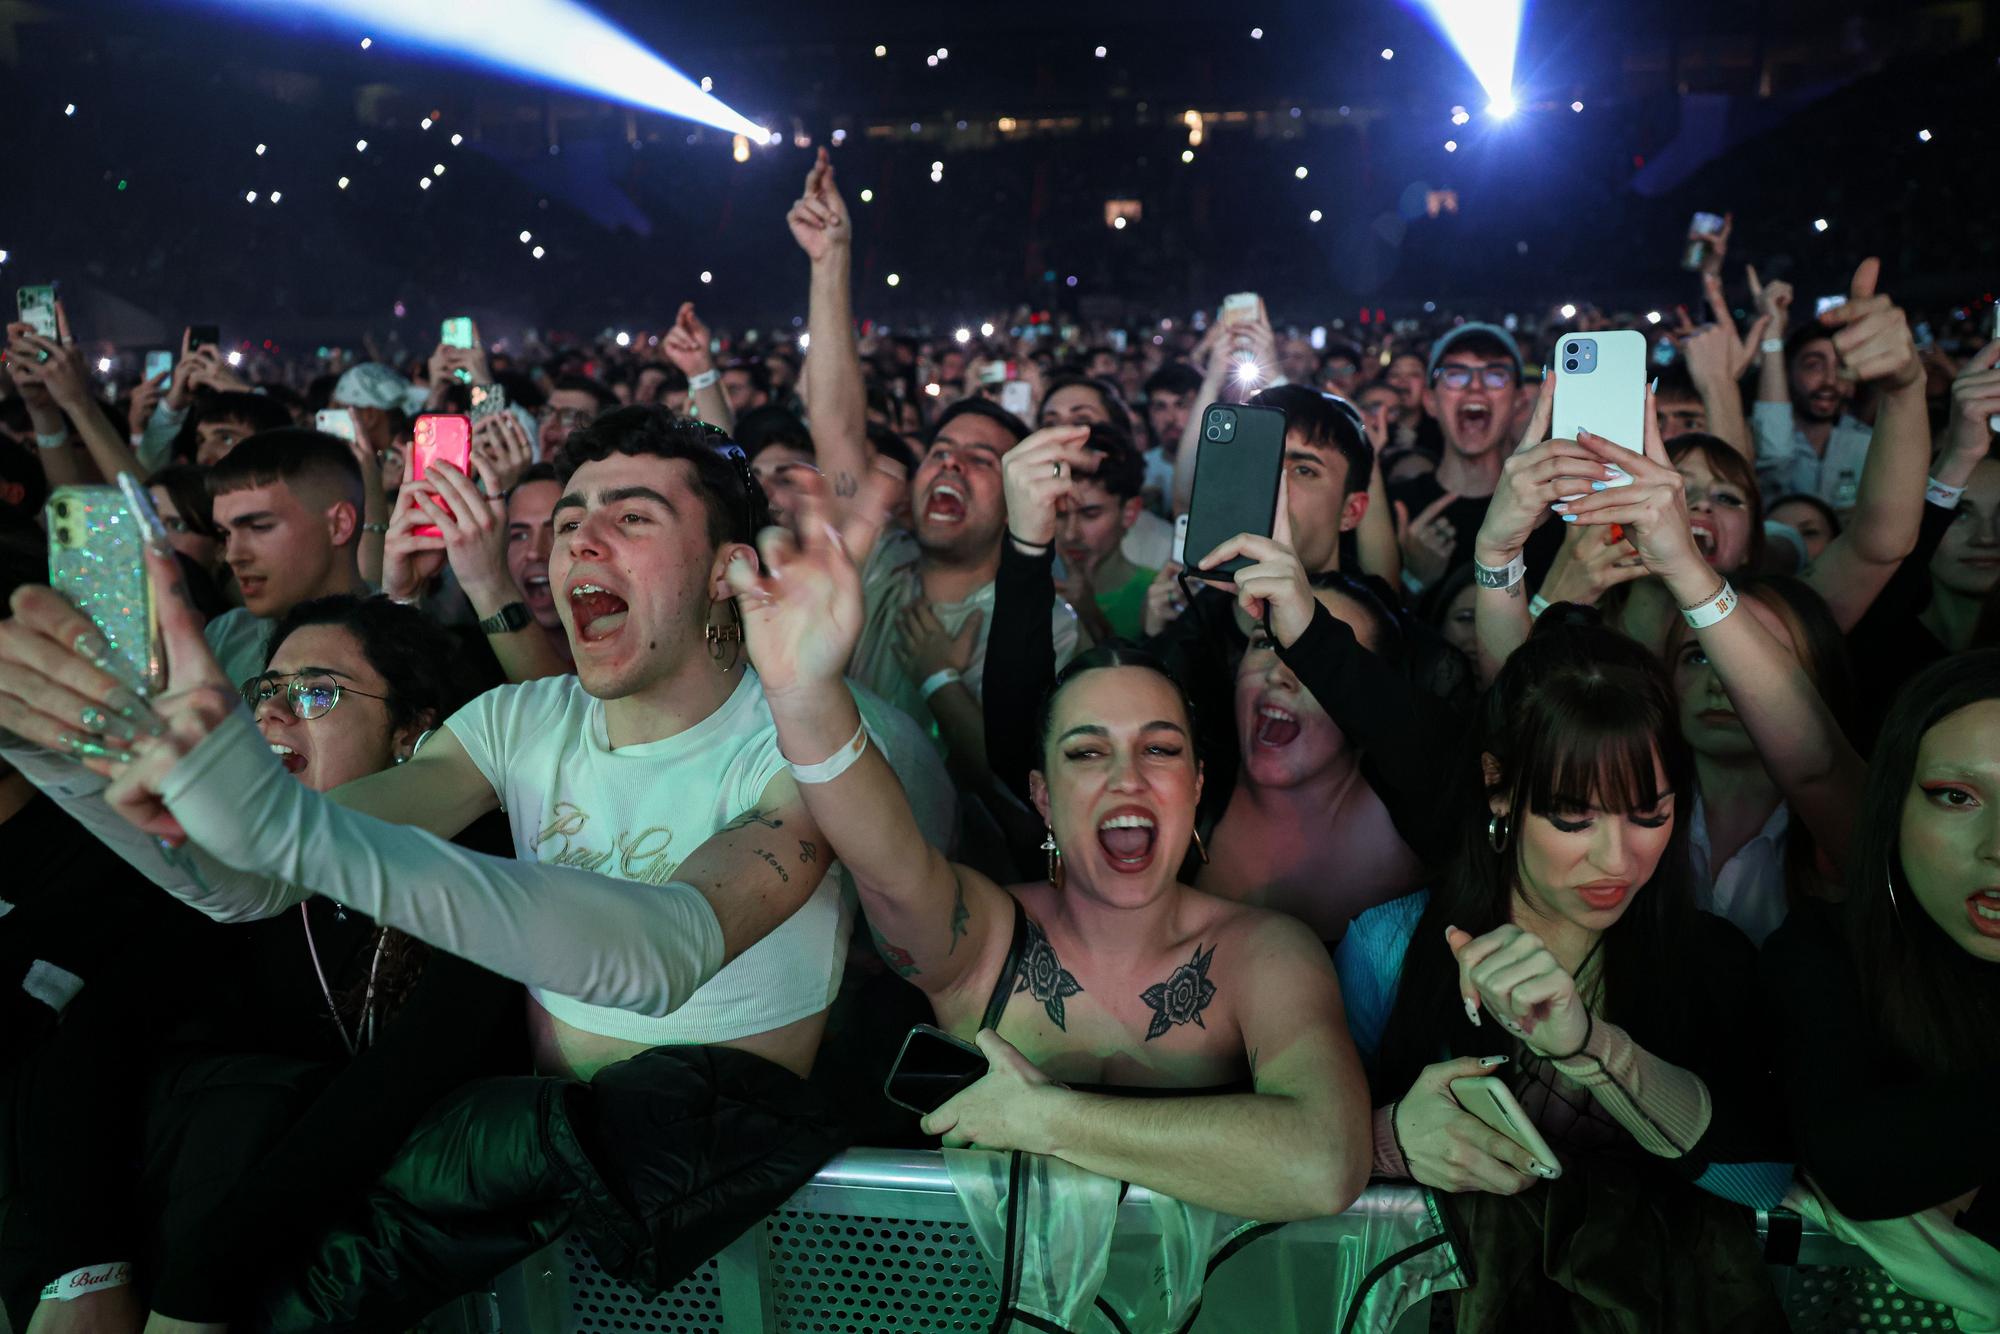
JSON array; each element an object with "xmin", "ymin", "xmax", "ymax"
[
  {"xmin": 920, "ymin": 668, "xmax": 961, "ymax": 702},
  {"xmin": 1472, "ymin": 554, "xmax": 1525, "ymax": 590},
  {"xmin": 33, "ymin": 429, "xmax": 70, "ymax": 451},
  {"xmin": 361, "ymin": 521, "xmax": 390, "ymax": 535},
  {"xmin": 1400, "ymin": 568, "xmax": 1426, "ymax": 597},
  {"xmin": 1006, "ymin": 529, "xmax": 1052, "ymax": 556},
  {"xmin": 1759, "ymin": 338, "xmax": 1784, "ymax": 355},
  {"xmin": 1528, "ymin": 593, "xmax": 1551, "ymax": 619},
  {"xmin": 687, "ymin": 368, "xmax": 720, "ymax": 392},
  {"xmin": 1679, "ymin": 578, "xmax": 1737, "ymax": 629},
  {"xmin": 40, "ymin": 1262, "xmax": 132, "ymax": 1302},
  {"xmin": 785, "ymin": 720, "xmax": 867, "ymax": 784},
  {"xmin": 1926, "ymin": 477, "xmax": 1966, "ymax": 508}
]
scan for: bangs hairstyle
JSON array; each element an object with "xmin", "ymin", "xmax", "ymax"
[
  {"xmin": 553, "ymin": 406, "xmax": 769, "ymax": 548},
  {"xmin": 1669, "ymin": 433, "xmax": 1765, "ymax": 572},
  {"xmin": 1374, "ymin": 608, "xmax": 1703, "ymax": 1093},
  {"xmin": 1249, "ymin": 383, "xmax": 1373, "ymax": 499},
  {"xmin": 1037, "ymin": 373, "xmax": 1134, "ymax": 436},
  {"xmin": 1035, "ymin": 641, "xmax": 1202, "ymax": 773}
]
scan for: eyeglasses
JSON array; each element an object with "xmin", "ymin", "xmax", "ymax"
[
  {"xmin": 542, "ymin": 407, "xmax": 595, "ymax": 429},
  {"xmin": 1430, "ymin": 363, "xmax": 1517, "ymax": 391},
  {"xmin": 240, "ymin": 672, "xmax": 389, "ymax": 720}
]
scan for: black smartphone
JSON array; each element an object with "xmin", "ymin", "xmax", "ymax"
[
  {"xmin": 1179, "ymin": 401, "xmax": 1287, "ymax": 582},
  {"xmin": 883, "ymin": 1024, "xmax": 988, "ymax": 1116},
  {"xmin": 188, "ymin": 324, "xmax": 220, "ymax": 352}
]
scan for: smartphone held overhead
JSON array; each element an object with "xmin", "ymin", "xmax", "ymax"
[
  {"xmin": 47, "ymin": 485, "xmax": 164, "ymax": 696},
  {"xmin": 16, "ymin": 285, "xmax": 58, "ymax": 340},
  {"xmin": 411, "ymin": 414, "xmax": 472, "ymax": 538},
  {"xmin": 1181, "ymin": 401, "xmax": 1287, "ymax": 580},
  {"xmin": 1553, "ymin": 330, "xmax": 1647, "ymax": 477}
]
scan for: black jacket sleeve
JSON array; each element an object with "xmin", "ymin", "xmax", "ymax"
[
  {"xmin": 983, "ymin": 540, "xmax": 1061, "ymax": 805},
  {"xmin": 1762, "ymin": 906, "xmax": 1998, "ymax": 1235},
  {"xmin": 1273, "ymin": 602, "xmax": 1467, "ymax": 865}
]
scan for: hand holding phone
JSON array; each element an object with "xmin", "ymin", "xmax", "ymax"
[
  {"xmin": 16, "ymin": 285, "xmax": 59, "ymax": 341},
  {"xmin": 883, "ymin": 1024, "xmax": 988, "ymax": 1116},
  {"xmin": 1552, "ymin": 331, "xmax": 1647, "ymax": 481},
  {"xmin": 410, "ymin": 414, "xmax": 472, "ymax": 538},
  {"xmin": 1182, "ymin": 402, "xmax": 1287, "ymax": 583},
  {"xmin": 1451, "ymin": 1076, "xmax": 1561, "ymax": 1178}
]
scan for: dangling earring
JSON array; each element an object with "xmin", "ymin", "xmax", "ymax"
[
  {"xmin": 1487, "ymin": 812, "xmax": 1511, "ymax": 853},
  {"xmin": 705, "ymin": 610, "xmax": 743, "ymax": 671},
  {"xmin": 1190, "ymin": 827, "xmax": 1210, "ymax": 865},
  {"xmin": 1041, "ymin": 830, "xmax": 1065, "ymax": 891}
]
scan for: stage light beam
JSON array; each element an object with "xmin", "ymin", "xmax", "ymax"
[
  {"xmin": 187, "ymin": 0, "xmax": 769, "ymax": 142},
  {"xmin": 1411, "ymin": 0, "xmax": 1524, "ymax": 122}
]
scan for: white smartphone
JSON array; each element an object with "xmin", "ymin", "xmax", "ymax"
[
  {"xmin": 1451, "ymin": 1075, "xmax": 1561, "ymax": 1178},
  {"xmin": 999, "ymin": 380, "xmax": 1034, "ymax": 419},
  {"xmin": 314, "ymin": 407, "xmax": 360, "ymax": 443},
  {"xmin": 1220, "ymin": 292, "xmax": 1262, "ymax": 326},
  {"xmin": 1172, "ymin": 512, "xmax": 1189, "ymax": 565},
  {"xmin": 1553, "ymin": 329, "xmax": 1647, "ymax": 486}
]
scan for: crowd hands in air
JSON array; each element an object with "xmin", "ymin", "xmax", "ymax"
[{"xmin": 0, "ymin": 151, "xmax": 1995, "ymax": 1331}]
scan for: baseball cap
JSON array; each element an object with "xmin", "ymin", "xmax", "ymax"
[{"xmin": 1426, "ymin": 323, "xmax": 1524, "ymax": 381}]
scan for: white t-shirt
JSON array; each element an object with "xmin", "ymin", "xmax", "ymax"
[{"xmin": 446, "ymin": 670, "xmax": 857, "ymax": 1046}]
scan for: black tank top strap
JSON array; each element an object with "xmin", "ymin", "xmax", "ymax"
[{"xmin": 980, "ymin": 894, "xmax": 1030, "ymax": 1033}]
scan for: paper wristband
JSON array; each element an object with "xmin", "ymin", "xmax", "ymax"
[
  {"xmin": 1681, "ymin": 580, "xmax": 1737, "ymax": 630},
  {"xmin": 1926, "ymin": 477, "xmax": 1966, "ymax": 508},
  {"xmin": 41, "ymin": 1261, "xmax": 132, "ymax": 1302},
  {"xmin": 687, "ymin": 369, "xmax": 720, "ymax": 391},
  {"xmin": 786, "ymin": 721, "xmax": 867, "ymax": 785},
  {"xmin": 920, "ymin": 668, "xmax": 962, "ymax": 701}
]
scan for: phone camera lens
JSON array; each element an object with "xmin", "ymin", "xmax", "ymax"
[
  {"xmin": 55, "ymin": 527, "xmax": 71, "ymax": 546},
  {"xmin": 1565, "ymin": 342, "xmax": 1580, "ymax": 356},
  {"xmin": 1565, "ymin": 358, "xmax": 1579, "ymax": 371},
  {"xmin": 1205, "ymin": 425, "xmax": 1223, "ymax": 441},
  {"xmin": 54, "ymin": 501, "xmax": 70, "ymax": 518}
]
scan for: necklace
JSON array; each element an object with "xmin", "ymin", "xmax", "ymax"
[{"xmin": 300, "ymin": 900, "xmax": 386, "ymax": 1056}]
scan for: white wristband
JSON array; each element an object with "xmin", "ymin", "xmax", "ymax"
[
  {"xmin": 1926, "ymin": 477, "xmax": 1966, "ymax": 508},
  {"xmin": 34, "ymin": 429, "xmax": 70, "ymax": 451},
  {"xmin": 785, "ymin": 720, "xmax": 867, "ymax": 784},
  {"xmin": 1680, "ymin": 579, "xmax": 1738, "ymax": 629},
  {"xmin": 687, "ymin": 368, "xmax": 720, "ymax": 392},
  {"xmin": 41, "ymin": 1262, "xmax": 132, "ymax": 1302},
  {"xmin": 1759, "ymin": 338, "xmax": 1784, "ymax": 355},
  {"xmin": 920, "ymin": 668, "xmax": 962, "ymax": 701},
  {"xmin": 1473, "ymin": 554, "xmax": 1525, "ymax": 590}
]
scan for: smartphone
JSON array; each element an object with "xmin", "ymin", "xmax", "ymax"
[
  {"xmin": 1649, "ymin": 336, "xmax": 1677, "ymax": 369},
  {"xmin": 1680, "ymin": 211, "xmax": 1724, "ymax": 272},
  {"xmin": 1813, "ymin": 295, "xmax": 1847, "ymax": 319},
  {"xmin": 187, "ymin": 324, "xmax": 220, "ymax": 352},
  {"xmin": 1107, "ymin": 328, "xmax": 1128, "ymax": 353},
  {"xmin": 470, "ymin": 381, "xmax": 508, "ymax": 421},
  {"xmin": 1220, "ymin": 292, "xmax": 1262, "ymax": 327},
  {"xmin": 440, "ymin": 316, "xmax": 475, "ymax": 349},
  {"xmin": 410, "ymin": 414, "xmax": 472, "ymax": 538},
  {"xmin": 314, "ymin": 407, "xmax": 361, "ymax": 442},
  {"xmin": 1451, "ymin": 1076, "xmax": 1561, "ymax": 1178},
  {"xmin": 999, "ymin": 380, "xmax": 1034, "ymax": 419},
  {"xmin": 1183, "ymin": 401, "xmax": 1287, "ymax": 582},
  {"xmin": 1990, "ymin": 306, "xmax": 2000, "ymax": 435},
  {"xmin": 16, "ymin": 285, "xmax": 58, "ymax": 340},
  {"xmin": 977, "ymin": 361, "xmax": 1008, "ymax": 387},
  {"xmin": 1172, "ymin": 512, "xmax": 1189, "ymax": 565},
  {"xmin": 47, "ymin": 486, "xmax": 164, "ymax": 696},
  {"xmin": 143, "ymin": 350, "xmax": 174, "ymax": 383},
  {"xmin": 883, "ymin": 1024, "xmax": 988, "ymax": 1117},
  {"xmin": 1553, "ymin": 330, "xmax": 1647, "ymax": 483}
]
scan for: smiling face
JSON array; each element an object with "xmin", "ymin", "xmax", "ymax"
[
  {"xmin": 1931, "ymin": 457, "xmax": 2000, "ymax": 599},
  {"xmin": 550, "ymin": 453, "xmax": 735, "ymax": 699},
  {"xmin": 254, "ymin": 623, "xmax": 410, "ymax": 792},
  {"xmin": 1423, "ymin": 352, "xmax": 1521, "ymax": 461},
  {"xmin": 1236, "ymin": 588, "xmax": 1374, "ymax": 789},
  {"xmin": 1900, "ymin": 699, "xmax": 2000, "ymax": 962},
  {"xmin": 1675, "ymin": 448, "xmax": 1753, "ymax": 573},
  {"xmin": 1507, "ymin": 748, "xmax": 1676, "ymax": 930},
  {"xmin": 505, "ymin": 478, "xmax": 562, "ymax": 630},
  {"xmin": 213, "ymin": 481, "xmax": 351, "ymax": 619},
  {"xmin": 1031, "ymin": 666, "xmax": 1202, "ymax": 907},
  {"xmin": 911, "ymin": 411, "xmax": 1016, "ymax": 563},
  {"xmin": 1789, "ymin": 335, "xmax": 1849, "ymax": 425}
]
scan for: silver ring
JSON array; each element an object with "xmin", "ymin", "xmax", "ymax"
[
  {"xmin": 80, "ymin": 706, "xmax": 108, "ymax": 733},
  {"xmin": 1050, "ymin": 461, "xmax": 1062, "ymax": 478}
]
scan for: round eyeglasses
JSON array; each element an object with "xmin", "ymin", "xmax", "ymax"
[
  {"xmin": 240, "ymin": 673, "xmax": 389, "ymax": 721},
  {"xmin": 1430, "ymin": 363, "xmax": 1518, "ymax": 391}
]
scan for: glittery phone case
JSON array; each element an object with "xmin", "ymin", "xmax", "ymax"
[{"xmin": 46, "ymin": 486, "xmax": 163, "ymax": 696}]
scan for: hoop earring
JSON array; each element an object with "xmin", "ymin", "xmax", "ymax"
[
  {"xmin": 1190, "ymin": 827, "xmax": 1210, "ymax": 865},
  {"xmin": 1041, "ymin": 830, "xmax": 1064, "ymax": 891},
  {"xmin": 1487, "ymin": 812, "xmax": 1511, "ymax": 854},
  {"xmin": 705, "ymin": 610, "xmax": 743, "ymax": 671}
]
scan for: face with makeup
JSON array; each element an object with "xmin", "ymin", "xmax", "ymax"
[
  {"xmin": 1675, "ymin": 449, "xmax": 1753, "ymax": 573},
  {"xmin": 252, "ymin": 623, "xmax": 424, "ymax": 792},
  {"xmin": 1899, "ymin": 699, "xmax": 2000, "ymax": 962},
  {"xmin": 1492, "ymin": 749, "xmax": 1677, "ymax": 931}
]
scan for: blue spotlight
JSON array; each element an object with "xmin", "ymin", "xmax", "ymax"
[
  {"xmin": 1409, "ymin": 0, "xmax": 1525, "ymax": 117},
  {"xmin": 191, "ymin": 0, "xmax": 770, "ymax": 141}
]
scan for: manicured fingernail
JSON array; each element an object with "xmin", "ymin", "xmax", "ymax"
[
  {"xmin": 1576, "ymin": 428, "xmax": 1592, "ymax": 440},
  {"xmin": 1463, "ymin": 998, "xmax": 1482, "ymax": 1027},
  {"xmin": 1479, "ymin": 1055, "xmax": 1509, "ymax": 1068},
  {"xmin": 1550, "ymin": 502, "xmax": 1569, "ymax": 513},
  {"xmin": 1561, "ymin": 514, "xmax": 1578, "ymax": 523},
  {"xmin": 72, "ymin": 631, "xmax": 111, "ymax": 666},
  {"xmin": 1605, "ymin": 464, "xmax": 1626, "ymax": 477},
  {"xmin": 62, "ymin": 735, "xmax": 129, "ymax": 762},
  {"xmin": 1532, "ymin": 1164, "xmax": 1560, "ymax": 1180},
  {"xmin": 1590, "ymin": 481, "xmax": 1610, "ymax": 492},
  {"xmin": 96, "ymin": 713, "xmax": 139, "ymax": 744}
]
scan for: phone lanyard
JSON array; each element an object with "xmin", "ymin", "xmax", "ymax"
[{"xmin": 300, "ymin": 902, "xmax": 385, "ymax": 1057}]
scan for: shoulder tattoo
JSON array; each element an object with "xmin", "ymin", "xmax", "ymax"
[
  {"xmin": 1140, "ymin": 943, "xmax": 1219, "ymax": 1041},
  {"xmin": 1016, "ymin": 917, "xmax": 1084, "ymax": 1030},
  {"xmin": 947, "ymin": 867, "xmax": 970, "ymax": 954}
]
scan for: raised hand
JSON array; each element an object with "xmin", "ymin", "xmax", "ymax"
[
  {"xmin": 1445, "ymin": 923, "xmax": 1590, "ymax": 1059},
  {"xmin": 1195, "ymin": 479, "xmax": 1316, "ymax": 647},
  {"xmin": 1142, "ymin": 561, "xmax": 1188, "ymax": 638},
  {"xmin": 1746, "ymin": 265, "xmax": 1792, "ymax": 336},
  {"xmin": 662, "ymin": 301, "xmax": 717, "ymax": 377},
  {"xmin": 999, "ymin": 424, "xmax": 1095, "ymax": 546},
  {"xmin": 473, "ymin": 409, "xmax": 535, "ymax": 491},
  {"xmin": 1543, "ymin": 393, "xmax": 1708, "ymax": 587},
  {"xmin": 1819, "ymin": 258, "xmax": 1920, "ymax": 391},
  {"xmin": 786, "ymin": 146, "xmax": 851, "ymax": 264},
  {"xmin": 129, "ymin": 369, "xmax": 167, "ymax": 437},
  {"xmin": 1942, "ymin": 339, "xmax": 2000, "ymax": 466},
  {"xmin": 726, "ymin": 462, "xmax": 903, "ymax": 699},
  {"xmin": 1473, "ymin": 376, "xmax": 1605, "ymax": 567},
  {"xmin": 1537, "ymin": 522, "xmax": 1648, "ymax": 608},
  {"xmin": 412, "ymin": 460, "xmax": 512, "ymax": 610},
  {"xmin": 381, "ymin": 452, "xmax": 447, "ymax": 602}
]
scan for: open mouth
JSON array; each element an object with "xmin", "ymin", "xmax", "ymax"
[
  {"xmin": 923, "ymin": 481, "xmax": 968, "ymax": 524},
  {"xmin": 1969, "ymin": 890, "xmax": 2000, "ymax": 937},
  {"xmin": 1454, "ymin": 402, "xmax": 1494, "ymax": 438},
  {"xmin": 1254, "ymin": 704, "xmax": 1301, "ymax": 748},
  {"xmin": 1095, "ymin": 809, "xmax": 1158, "ymax": 870},
  {"xmin": 568, "ymin": 582, "xmax": 630, "ymax": 642},
  {"xmin": 237, "ymin": 574, "xmax": 267, "ymax": 599},
  {"xmin": 1577, "ymin": 881, "xmax": 1629, "ymax": 911},
  {"xmin": 522, "ymin": 570, "xmax": 553, "ymax": 610},
  {"xmin": 268, "ymin": 741, "xmax": 307, "ymax": 775},
  {"xmin": 1689, "ymin": 519, "xmax": 1718, "ymax": 558}
]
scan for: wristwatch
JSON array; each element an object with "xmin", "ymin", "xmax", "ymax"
[{"xmin": 477, "ymin": 601, "xmax": 533, "ymax": 635}]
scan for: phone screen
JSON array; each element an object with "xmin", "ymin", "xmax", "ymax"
[
  {"xmin": 143, "ymin": 350, "xmax": 174, "ymax": 383},
  {"xmin": 883, "ymin": 1025, "xmax": 988, "ymax": 1116},
  {"xmin": 315, "ymin": 408, "xmax": 360, "ymax": 443},
  {"xmin": 1183, "ymin": 402, "xmax": 1287, "ymax": 581},
  {"xmin": 16, "ymin": 286, "xmax": 58, "ymax": 340},
  {"xmin": 411, "ymin": 414, "xmax": 472, "ymax": 538},
  {"xmin": 441, "ymin": 317, "xmax": 475, "ymax": 349}
]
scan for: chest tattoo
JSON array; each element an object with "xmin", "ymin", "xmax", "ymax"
[
  {"xmin": 1140, "ymin": 943, "xmax": 1219, "ymax": 1040},
  {"xmin": 1017, "ymin": 917, "xmax": 1084, "ymax": 1030}
]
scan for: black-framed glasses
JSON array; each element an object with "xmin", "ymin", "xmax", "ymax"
[
  {"xmin": 1430, "ymin": 363, "xmax": 1517, "ymax": 391},
  {"xmin": 240, "ymin": 672, "xmax": 389, "ymax": 720}
]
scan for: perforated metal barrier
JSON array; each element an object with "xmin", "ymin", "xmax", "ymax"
[{"xmin": 481, "ymin": 1151, "xmax": 1968, "ymax": 1334}]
